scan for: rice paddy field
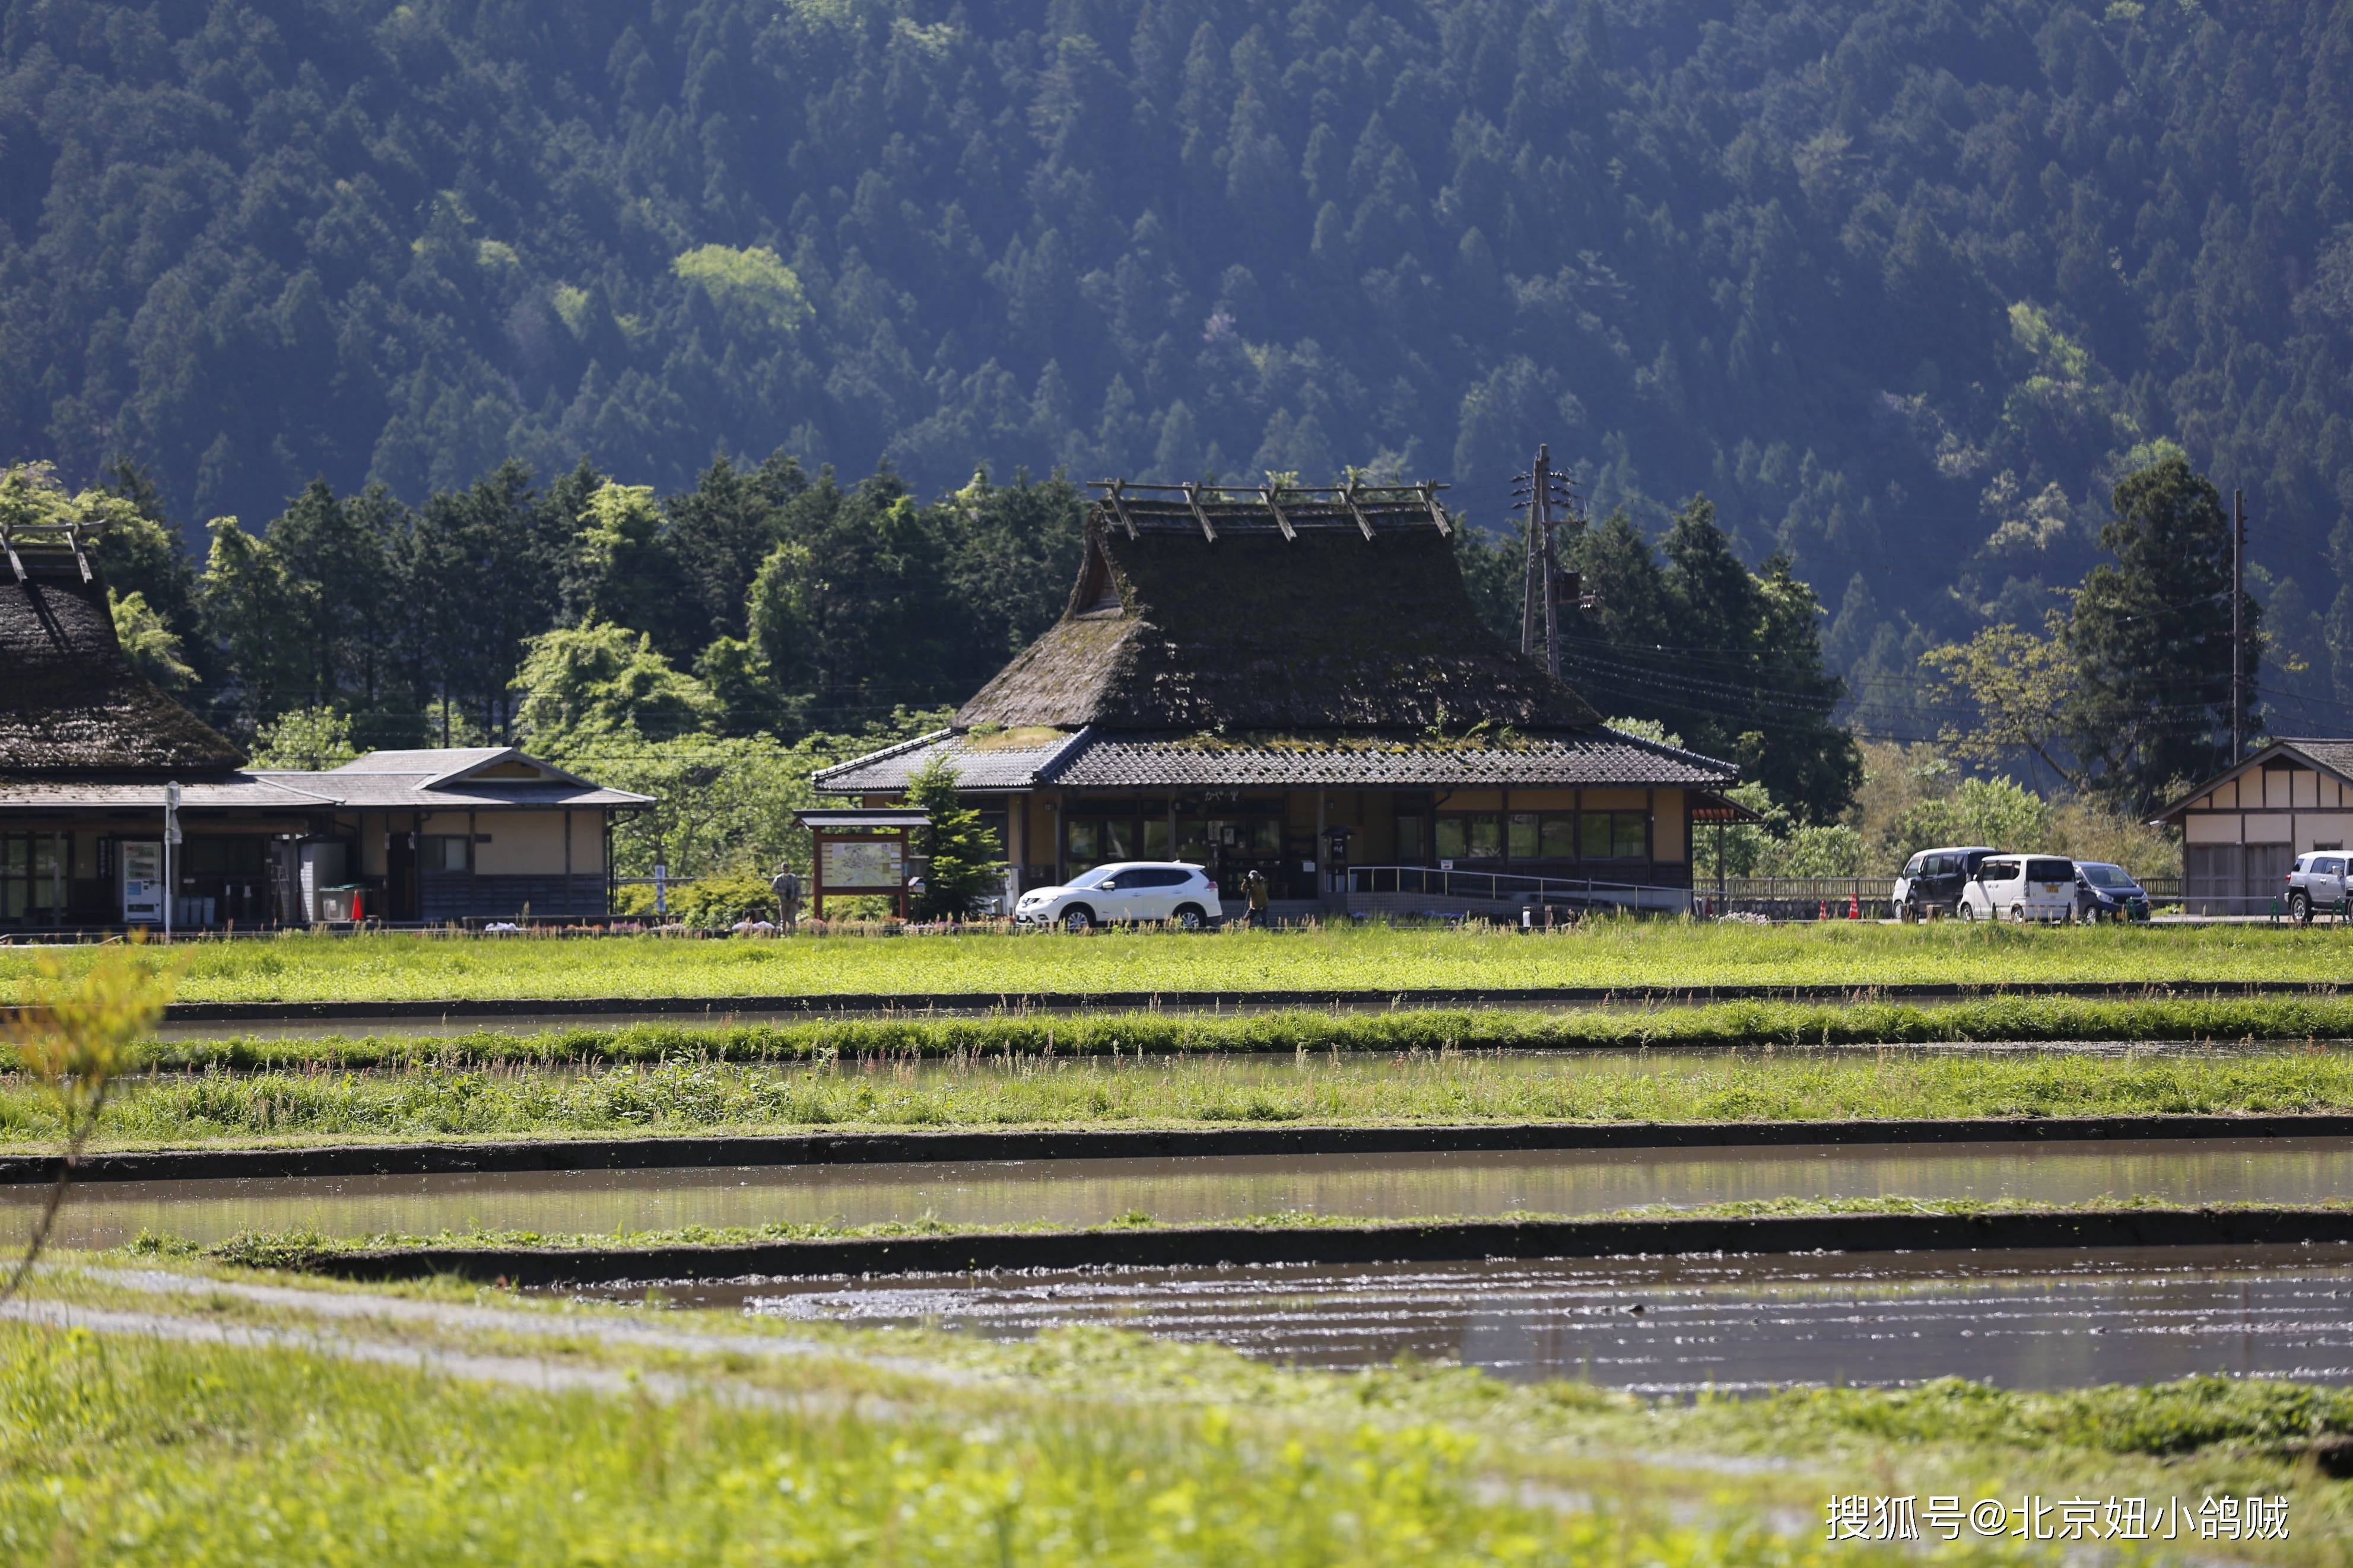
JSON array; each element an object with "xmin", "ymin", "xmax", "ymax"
[
  {"xmin": 11, "ymin": 1038, "xmax": 2353, "ymax": 1149},
  {"xmin": 6, "ymin": 919, "xmax": 2353, "ymax": 1004},
  {"xmin": 4, "ymin": 1258, "xmax": 2347, "ymax": 1566}
]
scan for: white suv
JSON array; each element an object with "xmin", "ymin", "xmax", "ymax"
[{"xmin": 1014, "ymin": 863, "xmax": 1222, "ymax": 931}]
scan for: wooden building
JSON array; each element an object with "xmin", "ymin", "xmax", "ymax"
[
  {"xmin": 816, "ymin": 483, "xmax": 1745, "ymax": 914},
  {"xmin": 2149, "ymin": 739, "xmax": 2353, "ymax": 912},
  {"xmin": 0, "ymin": 516, "xmax": 649, "ymax": 930}
]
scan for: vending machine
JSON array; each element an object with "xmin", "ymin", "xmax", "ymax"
[{"xmin": 121, "ymin": 840, "xmax": 164, "ymax": 924}]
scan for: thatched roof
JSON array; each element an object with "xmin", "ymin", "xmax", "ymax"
[
  {"xmin": 0, "ymin": 551, "xmax": 244, "ymax": 778},
  {"xmin": 956, "ymin": 487, "xmax": 1602, "ymax": 731}
]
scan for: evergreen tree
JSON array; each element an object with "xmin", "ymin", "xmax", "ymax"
[
  {"xmin": 905, "ymin": 755, "xmax": 1005, "ymax": 920},
  {"xmin": 2064, "ymin": 453, "xmax": 2258, "ymax": 810}
]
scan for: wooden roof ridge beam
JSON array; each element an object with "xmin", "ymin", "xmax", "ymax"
[
  {"xmin": 1257, "ymin": 484, "xmax": 1297, "ymax": 540},
  {"xmin": 1340, "ymin": 478, "xmax": 1374, "ymax": 540},
  {"xmin": 0, "ymin": 526, "xmax": 23, "ymax": 584},
  {"xmin": 1417, "ymin": 481, "xmax": 1453, "ymax": 537},
  {"xmin": 1098, "ymin": 477, "xmax": 1138, "ymax": 538},
  {"xmin": 1180, "ymin": 480, "xmax": 1217, "ymax": 542}
]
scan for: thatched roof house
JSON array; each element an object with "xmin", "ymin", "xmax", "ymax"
[
  {"xmin": 0, "ymin": 521, "xmax": 647, "ymax": 930},
  {"xmin": 818, "ymin": 482, "xmax": 1742, "ymax": 912},
  {"xmin": 0, "ymin": 533, "xmax": 244, "ymax": 778}
]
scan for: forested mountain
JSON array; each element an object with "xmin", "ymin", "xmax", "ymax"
[{"xmin": 7, "ymin": 0, "xmax": 2352, "ymax": 743}]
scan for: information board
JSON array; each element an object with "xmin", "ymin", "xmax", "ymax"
[{"xmin": 821, "ymin": 839, "xmax": 904, "ymax": 890}]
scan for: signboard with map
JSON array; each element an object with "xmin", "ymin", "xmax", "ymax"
[{"xmin": 821, "ymin": 838, "xmax": 904, "ymax": 890}]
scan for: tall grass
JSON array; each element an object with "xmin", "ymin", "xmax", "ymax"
[
  {"xmin": 18, "ymin": 1045, "xmax": 2353, "ymax": 1147},
  {"xmin": 7, "ymin": 919, "xmax": 2353, "ymax": 1004}
]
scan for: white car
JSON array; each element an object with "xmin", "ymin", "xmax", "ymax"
[
  {"xmin": 1958, "ymin": 854, "xmax": 2080, "ymax": 923},
  {"xmin": 1014, "ymin": 862, "xmax": 1222, "ymax": 931}
]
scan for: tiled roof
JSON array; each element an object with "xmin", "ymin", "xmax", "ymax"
[
  {"xmin": 2281, "ymin": 739, "xmax": 2353, "ymax": 778},
  {"xmin": 815, "ymin": 726, "xmax": 1735, "ymax": 793},
  {"xmin": 0, "ymin": 758, "xmax": 652, "ymax": 813},
  {"xmin": 812, "ymin": 728, "xmax": 1093, "ymax": 793}
]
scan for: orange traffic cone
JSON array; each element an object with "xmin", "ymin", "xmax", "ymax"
[{"xmin": 1849, "ymin": 893, "xmax": 1860, "ymax": 920}]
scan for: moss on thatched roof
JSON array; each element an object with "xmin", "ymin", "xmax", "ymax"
[
  {"xmin": 955, "ymin": 502, "xmax": 1601, "ymax": 732},
  {"xmin": 0, "ymin": 559, "xmax": 244, "ymax": 778}
]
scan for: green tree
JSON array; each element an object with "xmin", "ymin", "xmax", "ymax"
[
  {"xmin": 199, "ymin": 518, "xmax": 308, "ymax": 730},
  {"xmin": 109, "ymin": 590, "xmax": 196, "ymax": 690},
  {"xmin": 511, "ymin": 622, "xmax": 716, "ymax": 746},
  {"xmin": 2064, "ymin": 453, "xmax": 2257, "ymax": 810},
  {"xmin": 1919, "ymin": 611, "xmax": 2083, "ymax": 789},
  {"xmin": 1884, "ymin": 777, "xmax": 2054, "ymax": 865},
  {"xmin": 248, "ymin": 705, "xmax": 361, "ymax": 771},
  {"xmin": 905, "ymin": 754, "xmax": 1005, "ymax": 920},
  {"xmin": 563, "ymin": 481, "xmax": 699, "ymax": 661}
]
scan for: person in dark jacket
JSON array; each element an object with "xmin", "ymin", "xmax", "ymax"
[
  {"xmin": 771, "ymin": 867, "xmax": 804, "ymax": 931},
  {"xmin": 1242, "ymin": 868, "xmax": 1269, "ymax": 929}
]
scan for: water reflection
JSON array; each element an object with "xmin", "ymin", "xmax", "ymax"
[
  {"xmin": 690, "ymin": 1244, "xmax": 2353, "ymax": 1392},
  {"xmin": 12, "ymin": 1136, "xmax": 2351, "ymax": 1251}
]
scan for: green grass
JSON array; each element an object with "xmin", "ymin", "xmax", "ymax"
[
  {"xmin": 8, "ymin": 920, "xmax": 2353, "ymax": 1004},
  {"xmin": 58, "ymin": 993, "xmax": 2353, "ymax": 1077},
  {"xmin": 179, "ymin": 1193, "xmax": 2353, "ymax": 1271},
  {"xmin": 8, "ymin": 1257, "xmax": 2351, "ymax": 1563},
  {"xmin": 0, "ymin": 1319, "xmax": 1603, "ymax": 1566},
  {"xmin": 20, "ymin": 1044, "xmax": 2353, "ymax": 1149}
]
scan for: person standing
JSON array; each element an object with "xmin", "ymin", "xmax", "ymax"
[
  {"xmin": 771, "ymin": 866, "xmax": 804, "ymax": 931},
  {"xmin": 1243, "ymin": 867, "xmax": 1269, "ymax": 930}
]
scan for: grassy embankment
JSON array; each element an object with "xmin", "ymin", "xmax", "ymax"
[
  {"xmin": 4, "ymin": 1260, "xmax": 2348, "ymax": 1563},
  {"xmin": 173, "ymin": 1192, "xmax": 2353, "ymax": 1271},
  {"xmin": 50, "ymin": 993, "xmax": 2353, "ymax": 1074},
  {"xmin": 11, "ymin": 1039, "xmax": 2353, "ymax": 1149},
  {"xmin": 6, "ymin": 920, "xmax": 2353, "ymax": 1004}
]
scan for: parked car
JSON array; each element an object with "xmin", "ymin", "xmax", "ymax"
[
  {"xmin": 2072, "ymin": 861, "xmax": 2151, "ymax": 923},
  {"xmin": 1892, "ymin": 845, "xmax": 1999, "ymax": 921},
  {"xmin": 2285, "ymin": 851, "xmax": 2350, "ymax": 924},
  {"xmin": 1013, "ymin": 863, "xmax": 1222, "ymax": 931},
  {"xmin": 1958, "ymin": 854, "xmax": 2079, "ymax": 923}
]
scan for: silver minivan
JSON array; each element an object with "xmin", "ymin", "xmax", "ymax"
[{"xmin": 1958, "ymin": 855, "xmax": 2079, "ymax": 923}]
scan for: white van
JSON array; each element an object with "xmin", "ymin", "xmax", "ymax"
[{"xmin": 1958, "ymin": 855, "xmax": 2080, "ymax": 923}]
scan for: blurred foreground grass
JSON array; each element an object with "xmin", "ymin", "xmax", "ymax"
[{"xmin": 4, "ymin": 1258, "xmax": 2348, "ymax": 1564}]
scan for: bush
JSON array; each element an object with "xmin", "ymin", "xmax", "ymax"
[{"xmin": 668, "ymin": 872, "xmax": 777, "ymax": 927}]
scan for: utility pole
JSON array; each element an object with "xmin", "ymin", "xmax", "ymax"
[
  {"xmin": 2233, "ymin": 488, "xmax": 2246, "ymax": 764},
  {"xmin": 1519, "ymin": 446, "xmax": 1548, "ymax": 659},
  {"xmin": 1513, "ymin": 446, "xmax": 1593, "ymax": 680}
]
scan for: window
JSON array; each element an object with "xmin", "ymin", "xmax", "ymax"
[
  {"xmin": 1980, "ymin": 859, "xmax": 2018, "ymax": 882},
  {"xmin": 421, "ymin": 835, "xmax": 471, "ymax": 873},
  {"xmin": 1394, "ymin": 814, "xmax": 1424, "ymax": 861},
  {"xmin": 1142, "ymin": 818, "xmax": 1171, "ymax": 858},
  {"xmin": 1067, "ymin": 820, "xmax": 1100, "ymax": 866},
  {"xmin": 1434, "ymin": 816, "xmax": 1465, "ymax": 860},
  {"xmin": 2026, "ymin": 858, "xmax": 2074, "ymax": 883},
  {"xmin": 1539, "ymin": 816, "xmax": 1577, "ymax": 859},
  {"xmin": 1507, "ymin": 813, "xmax": 1539, "ymax": 860}
]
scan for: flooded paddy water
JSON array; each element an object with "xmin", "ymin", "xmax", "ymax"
[
  {"xmin": 624, "ymin": 1243, "xmax": 2353, "ymax": 1393},
  {"xmin": 15, "ymin": 1136, "xmax": 2353, "ymax": 1251}
]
